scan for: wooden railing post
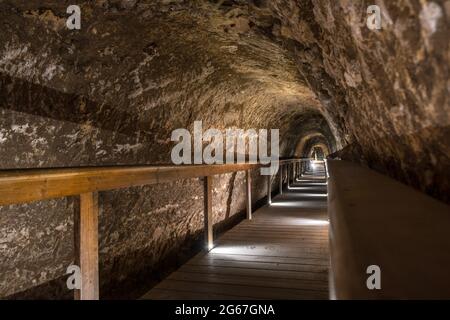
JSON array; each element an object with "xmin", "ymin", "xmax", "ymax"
[
  {"xmin": 287, "ymin": 163, "xmax": 291, "ymax": 189},
  {"xmin": 291, "ymin": 162, "xmax": 293, "ymax": 185},
  {"xmin": 293, "ymin": 162, "xmax": 296, "ymax": 181},
  {"xmin": 246, "ymin": 170, "xmax": 252, "ymax": 220},
  {"xmin": 293, "ymin": 162, "xmax": 297, "ymax": 183},
  {"xmin": 76, "ymin": 192, "xmax": 99, "ymax": 300},
  {"xmin": 279, "ymin": 165, "xmax": 283, "ymax": 195},
  {"xmin": 299, "ymin": 161, "xmax": 302, "ymax": 177},
  {"xmin": 203, "ymin": 176, "xmax": 213, "ymax": 250},
  {"xmin": 267, "ymin": 174, "xmax": 272, "ymax": 205},
  {"xmin": 292, "ymin": 162, "xmax": 295, "ymax": 184}
]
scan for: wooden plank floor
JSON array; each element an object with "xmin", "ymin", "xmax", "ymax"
[{"xmin": 142, "ymin": 164, "xmax": 329, "ymax": 300}]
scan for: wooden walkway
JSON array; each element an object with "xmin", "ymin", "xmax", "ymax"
[{"xmin": 142, "ymin": 164, "xmax": 329, "ymax": 300}]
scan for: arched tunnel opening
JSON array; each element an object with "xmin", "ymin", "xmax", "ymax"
[{"xmin": 0, "ymin": 0, "xmax": 449, "ymax": 303}]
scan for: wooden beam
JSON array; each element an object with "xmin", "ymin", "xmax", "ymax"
[
  {"xmin": 203, "ymin": 176, "xmax": 213, "ymax": 250},
  {"xmin": 245, "ymin": 170, "xmax": 252, "ymax": 220},
  {"xmin": 75, "ymin": 192, "xmax": 99, "ymax": 300}
]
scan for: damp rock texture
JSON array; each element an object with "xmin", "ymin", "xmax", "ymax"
[{"xmin": 0, "ymin": 0, "xmax": 448, "ymax": 298}]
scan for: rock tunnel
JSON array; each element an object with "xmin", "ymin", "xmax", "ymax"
[{"xmin": 0, "ymin": 1, "xmax": 448, "ymax": 300}]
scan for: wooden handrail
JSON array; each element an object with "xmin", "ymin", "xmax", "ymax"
[
  {"xmin": 0, "ymin": 158, "xmax": 310, "ymax": 300},
  {"xmin": 0, "ymin": 159, "xmax": 306, "ymax": 206}
]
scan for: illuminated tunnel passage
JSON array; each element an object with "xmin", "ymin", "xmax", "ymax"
[
  {"xmin": 143, "ymin": 163, "xmax": 329, "ymax": 299},
  {"xmin": 0, "ymin": 0, "xmax": 448, "ymax": 301}
]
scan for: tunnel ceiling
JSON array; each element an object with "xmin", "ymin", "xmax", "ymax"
[
  {"xmin": 0, "ymin": 0, "xmax": 338, "ymax": 168},
  {"xmin": 0, "ymin": 0, "xmax": 449, "ymax": 202}
]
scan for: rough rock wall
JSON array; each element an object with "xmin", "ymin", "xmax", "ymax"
[
  {"xmin": 0, "ymin": 1, "xmax": 335, "ymax": 298},
  {"xmin": 267, "ymin": 0, "xmax": 449, "ymax": 201}
]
